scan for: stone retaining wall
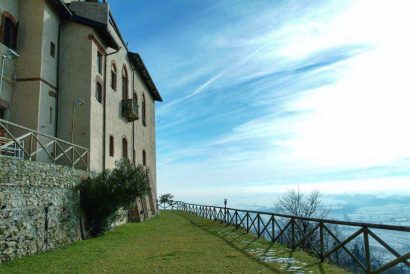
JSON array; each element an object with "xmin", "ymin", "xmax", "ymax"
[{"xmin": 0, "ymin": 158, "xmax": 85, "ymax": 262}]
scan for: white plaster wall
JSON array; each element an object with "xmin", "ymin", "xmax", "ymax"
[
  {"xmin": 40, "ymin": 3, "xmax": 60, "ymax": 86},
  {"xmin": 89, "ymin": 38, "xmax": 105, "ymax": 171},
  {"xmin": 58, "ymin": 23, "xmax": 93, "ymax": 168}
]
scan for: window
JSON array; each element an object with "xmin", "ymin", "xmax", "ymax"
[
  {"xmin": 122, "ymin": 67, "xmax": 128, "ymax": 99},
  {"xmin": 97, "ymin": 51, "xmax": 103, "ymax": 74},
  {"xmin": 142, "ymin": 94, "xmax": 146, "ymax": 126},
  {"xmin": 96, "ymin": 81, "xmax": 103, "ymax": 103},
  {"xmin": 109, "ymin": 135, "xmax": 114, "ymax": 157},
  {"xmin": 0, "ymin": 108, "xmax": 5, "ymax": 119},
  {"xmin": 133, "ymin": 92, "xmax": 138, "ymax": 104},
  {"xmin": 111, "ymin": 63, "xmax": 117, "ymax": 91},
  {"xmin": 1, "ymin": 14, "xmax": 18, "ymax": 50},
  {"xmin": 142, "ymin": 150, "xmax": 146, "ymax": 166},
  {"xmin": 49, "ymin": 107, "xmax": 53, "ymax": 124},
  {"xmin": 122, "ymin": 138, "xmax": 128, "ymax": 159},
  {"xmin": 133, "ymin": 92, "xmax": 138, "ymax": 114},
  {"xmin": 50, "ymin": 42, "xmax": 56, "ymax": 58}
]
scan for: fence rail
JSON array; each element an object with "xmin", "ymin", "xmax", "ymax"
[
  {"xmin": 0, "ymin": 119, "xmax": 88, "ymax": 170},
  {"xmin": 161, "ymin": 201, "xmax": 410, "ymax": 273}
]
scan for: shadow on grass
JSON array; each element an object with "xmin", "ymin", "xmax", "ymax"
[{"xmin": 178, "ymin": 212, "xmax": 283, "ymax": 273}]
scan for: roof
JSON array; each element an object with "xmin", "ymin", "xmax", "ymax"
[
  {"xmin": 46, "ymin": 0, "xmax": 72, "ymax": 19},
  {"xmin": 47, "ymin": 1, "xmax": 162, "ymax": 102},
  {"xmin": 66, "ymin": 1, "xmax": 119, "ymax": 50},
  {"xmin": 128, "ymin": 52, "xmax": 163, "ymax": 102}
]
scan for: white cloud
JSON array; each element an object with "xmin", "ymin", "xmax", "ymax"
[{"xmin": 157, "ymin": 0, "xmax": 410, "ymax": 199}]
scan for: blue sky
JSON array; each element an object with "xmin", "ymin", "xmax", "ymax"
[{"xmin": 110, "ymin": 0, "xmax": 410, "ymax": 203}]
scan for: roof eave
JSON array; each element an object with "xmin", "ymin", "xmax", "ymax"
[{"xmin": 129, "ymin": 52, "xmax": 163, "ymax": 102}]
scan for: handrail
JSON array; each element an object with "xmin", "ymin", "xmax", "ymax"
[
  {"xmin": 175, "ymin": 203, "xmax": 410, "ymax": 232},
  {"xmin": 165, "ymin": 201, "xmax": 410, "ymax": 273},
  {"xmin": 0, "ymin": 118, "xmax": 89, "ymax": 170},
  {"xmin": 0, "ymin": 119, "xmax": 88, "ymax": 150}
]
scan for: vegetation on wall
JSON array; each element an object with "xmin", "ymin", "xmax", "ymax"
[{"xmin": 78, "ymin": 159, "xmax": 150, "ymax": 237}]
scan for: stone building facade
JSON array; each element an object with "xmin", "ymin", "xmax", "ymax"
[
  {"xmin": 0, "ymin": 158, "xmax": 83, "ymax": 262},
  {"xmin": 0, "ymin": 0, "xmax": 162, "ymax": 219}
]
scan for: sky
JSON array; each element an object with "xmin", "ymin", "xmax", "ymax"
[{"xmin": 109, "ymin": 0, "xmax": 410, "ymax": 205}]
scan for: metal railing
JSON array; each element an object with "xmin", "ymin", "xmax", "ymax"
[
  {"xmin": 0, "ymin": 136, "xmax": 24, "ymax": 159},
  {"xmin": 0, "ymin": 119, "xmax": 89, "ymax": 170},
  {"xmin": 164, "ymin": 201, "xmax": 410, "ymax": 274}
]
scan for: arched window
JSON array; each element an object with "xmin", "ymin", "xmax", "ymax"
[
  {"xmin": 122, "ymin": 66, "xmax": 128, "ymax": 99},
  {"xmin": 142, "ymin": 150, "xmax": 146, "ymax": 166},
  {"xmin": 96, "ymin": 81, "xmax": 103, "ymax": 103},
  {"xmin": 111, "ymin": 63, "xmax": 117, "ymax": 91},
  {"xmin": 1, "ymin": 12, "xmax": 18, "ymax": 50},
  {"xmin": 122, "ymin": 137, "xmax": 128, "ymax": 159},
  {"xmin": 97, "ymin": 51, "xmax": 103, "ymax": 75},
  {"xmin": 142, "ymin": 94, "xmax": 146, "ymax": 126}
]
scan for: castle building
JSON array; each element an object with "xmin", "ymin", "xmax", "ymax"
[{"xmin": 0, "ymin": 0, "xmax": 162, "ymax": 219}]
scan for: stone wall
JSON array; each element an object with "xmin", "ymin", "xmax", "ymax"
[{"xmin": 0, "ymin": 158, "xmax": 84, "ymax": 262}]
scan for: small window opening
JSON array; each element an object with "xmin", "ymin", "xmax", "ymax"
[
  {"xmin": 122, "ymin": 67, "xmax": 128, "ymax": 99},
  {"xmin": 142, "ymin": 94, "xmax": 146, "ymax": 126},
  {"xmin": 142, "ymin": 150, "xmax": 146, "ymax": 166},
  {"xmin": 109, "ymin": 135, "xmax": 114, "ymax": 157},
  {"xmin": 111, "ymin": 63, "xmax": 117, "ymax": 91},
  {"xmin": 49, "ymin": 107, "xmax": 53, "ymax": 124},
  {"xmin": 96, "ymin": 82, "xmax": 103, "ymax": 103},
  {"xmin": 50, "ymin": 42, "xmax": 56, "ymax": 58},
  {"xmin": 97, "ymin": 51, "xmax": 103, "ymax": 74},
  {"xmin": 122, "ymin": 138, "xmax": 128, "ymax": 159}
]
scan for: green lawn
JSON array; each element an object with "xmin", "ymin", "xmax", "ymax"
[{"xmin": 0, "ymin": 211, "xmax": 348, "ymax": 273}]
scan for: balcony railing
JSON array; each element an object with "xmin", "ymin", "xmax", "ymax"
[
  {"xmin": 161, "ymin": 201, "xmax": 410, "ymax": 274},
  {"xmin": 0, "ymin": 136, "xmax": 24, "ymax": 159},
  {"xmin": 0, "ymin": 119, "xmax": 88, "ymax": 170},
  {"xmin": 122, "ymin": 99, "xmax": 139, "ymax": 122}
]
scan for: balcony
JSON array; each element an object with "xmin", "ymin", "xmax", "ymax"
[{"xmin": 122, "ymin": 99, "xmax": 139, "ymax": 122}]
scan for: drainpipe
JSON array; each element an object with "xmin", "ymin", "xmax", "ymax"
[
  {"xmin": 132, "ymin": 68, "xmax": 135, "ymax": 166},
  {"xmin": 103, "ymin": 47, "xmax": 121, "ymax": 170},
  {"xmin": 55, "ymin": 21, "xmax": 67, "ymax": 137}
]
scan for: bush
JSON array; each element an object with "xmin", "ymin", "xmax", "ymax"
[{"xmin": 78, "ymin": 159, "xmax": 151, "ymax": 237}]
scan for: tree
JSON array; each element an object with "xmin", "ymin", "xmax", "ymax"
[
  {"xmin": 275, "ymin": 190, "xmax": 329, "ymax": 250},
  {"xmin": 159, "ymin": 193, "xmax": 174, "ymax": 205},
  {"xmin": 78, "ymin": 159, "xmax": 151, "ymax": 237}
]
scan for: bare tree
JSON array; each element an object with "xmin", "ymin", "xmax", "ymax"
[
  {"xmin": 275, "ymin": 190, "xmax": 329, "ymax": 250},
  {"xmin": 276, "ymin": 190, "xmax": 328, "ymax": 219}
]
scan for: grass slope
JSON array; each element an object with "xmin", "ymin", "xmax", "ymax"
[{"xmin": 0, "ymin": 211, "xmax": 348, "ymax": 273}]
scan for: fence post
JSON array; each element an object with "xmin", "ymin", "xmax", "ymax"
[
  {"xmin": 235, "ymin": 210, "xmax": 238, "ymax": 229},
  {"xmin": 272, "ymin": 215, "xmax": 275, "ymax": 243},
  {"xmin": 257, "ymin": 213, "xmax": 261, "ymax": 238},
  {"xmin": 363, "ymin": 228, "xmax": 371, "ymax": 273},
  {"xmin": 224, "ymin": 199, "xmax": 227, "ymax": 224},
  {"xmin": 246, "ymin": 212, "xmax": 250, "ymax": 233},
  {"xmin": 291, "ymin": 218, "xmax": 295, "ymax": 250},
  {"xmin": 29, "ymin": 134, "xmax": 33, "ymax": 161},
  {"xmin": 320, "ymin": 222, "xmax": 324, "ymax": 262}
]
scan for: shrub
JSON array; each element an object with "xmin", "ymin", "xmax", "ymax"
[{"xmin": 78, "ymin": 159, "xmax": 151, "ymax": 237}]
